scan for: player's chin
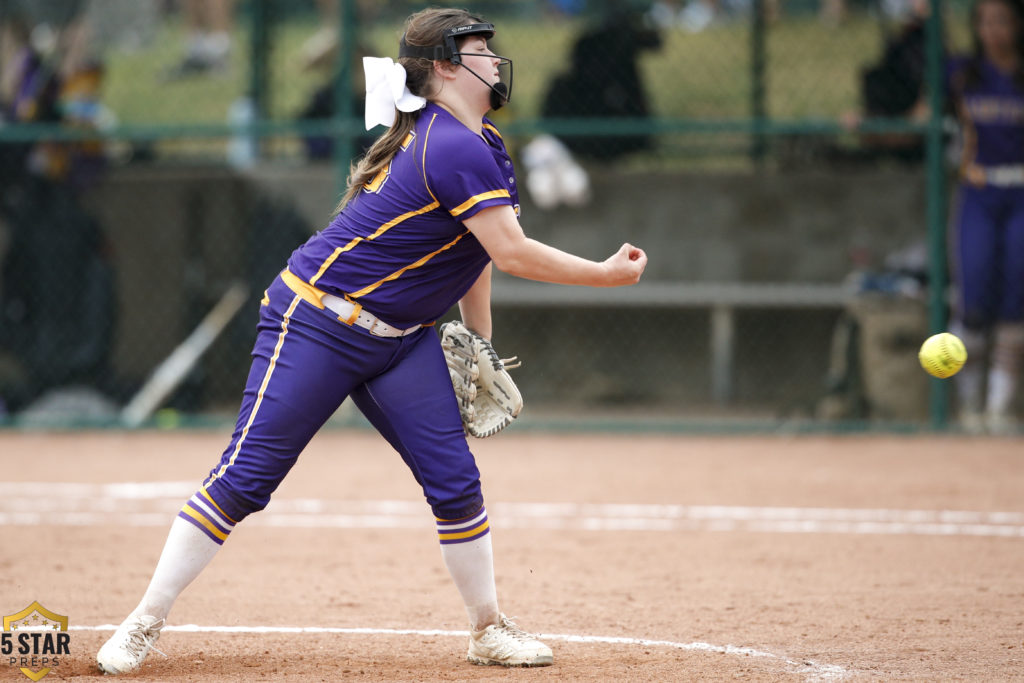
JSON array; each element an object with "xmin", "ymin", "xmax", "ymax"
[{"xmin": 475, "ymin": 92, "xmax": 494, "ymax": 112}]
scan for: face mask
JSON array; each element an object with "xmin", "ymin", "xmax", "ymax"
[{"xmin": 398, "ymin": 22, "xmax": 514, "ymax": 111}]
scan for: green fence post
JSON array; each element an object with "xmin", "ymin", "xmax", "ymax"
[
  {"xmin": 750, "ymin": 0, "xmax": 767, "ymax": 166},
  {"xmin": 334, "ymin": 0, "xmax": 357, "ymax": 195},
  {"xmin": 925, "ymin": 0, "xmax": 949, "ymax": 428},
  {"xmin": 249, "ymin": 0, "xmax": 271, "ymax": 155}
]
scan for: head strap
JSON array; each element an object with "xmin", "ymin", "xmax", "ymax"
[{"xmin": 398, "ymin": 22, "xmax": 495, "ymax": 65}]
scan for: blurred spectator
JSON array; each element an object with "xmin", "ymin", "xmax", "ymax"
[
  {"xmin": 545, "ymin": 0, "xmax": 588, "ymax": 16},
  {"xmin": 649, "ymin": 0, "xmax": 780, "ymax": 32},
  {"xmin": 862, "ymin": 8, "xmax": 927, "ymax": 121},
  {"xmin": 836, "ymin": 0, "xmax": 932, "ymax": 164},
  {"xmin": 162, "ymin": 0, "xmax": 235, "ymax": 80},
  {"xmin": 540, "ymin": 6, "xmax": 662, "ymax": 161},
  {"xmin": 946, "ymin": 0, "xmax": 1024, "ymax": 434},
  {"xmin": 295, "ymin": 38, "xmax": 377, "ymax": 162},
  {"xmin": 0, "ymin": 0, "xmax": 158, "ymax": 82},
  {"xmin": 0, "ymin": 2, "xmax": 118, "ymax": 415},
  {"xmin": 293, "ymin": 2, "xmax": 387, "ymax": 161},
  {"xmin": 679, "ymin": 0, "xmax": 719, "ymax": 32},
  {"xmin": 0, "ymin": 2, "xmax": 119, "ymax": 188},
  {"xmin": 0, "ymin": 178, "xmax": 117, "ymax": 414},
  {"xmin": 522, "ymin": 6, "xmax": 661, "ymax": 210},
  {"xmin": 521, "ymin": 135, "xmax": 591, "ymax": 210},
  {"xmin": 0, "ymin": 1, "xmax": 80, "ymax": 79},
  {"xmin": 648, "ymin": 0, "xmax": 685, "ymax": 28},
  {"xmin": 298, "ymin": 0, "xmax": 339, "ymax": 72},
  {"xmin": 296, "ymin": 72, "xmax": 376, "ymax": 162},
  {"xmin": 296, "ymin": 0, "xmax": 382, "ymax": 72}
]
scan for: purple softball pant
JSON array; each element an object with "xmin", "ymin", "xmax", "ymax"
[
  {"xmin": 950, "ymin": 183, "xmax": 1024, "ymax": 328},
  {"xmin": 202, "ymin": 274, "xmax": 484, "ymax": 523}
]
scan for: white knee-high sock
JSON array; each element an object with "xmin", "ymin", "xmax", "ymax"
[
  {"xmin": 951, "ymin": 322, "xmax": 987, "ymax": 413},
  {"xmin": 132, "ymin": 491, "xmax": 237, "ymax": 620},
  {"xmin": 437, "ymin": 507, "xmax": 499, "ymax": 631},
  {"xmin": 987, "ymin": 323, "xmax": 1024, "ymax": 415}
]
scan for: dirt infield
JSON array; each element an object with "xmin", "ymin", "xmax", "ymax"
[{"xmin": 1, "ymin": 430, "xmax": 1023, "ymax": 681}]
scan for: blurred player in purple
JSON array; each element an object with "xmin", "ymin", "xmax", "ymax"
[
  {"xmin": 96, "ymin": 7, "xmax": 647, "ymax": 675},
  {"xmin": 947, "ymin": 0, "xmax": 1024, "ymax": 433}
]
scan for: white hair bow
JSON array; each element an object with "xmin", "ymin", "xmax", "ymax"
[{"xmin": 363, "ymin": 56, "xmax": 427, "ymax": 130}]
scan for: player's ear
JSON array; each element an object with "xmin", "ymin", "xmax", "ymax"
[{"xmin": 433, "ymin": 59, "xmax": 458, "ymax": 80}]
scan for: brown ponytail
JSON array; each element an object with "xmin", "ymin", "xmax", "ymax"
[
  {"xmin": 333, "ymin": 7, "xmax": 486, "ymax": 214},
  {"xmin": 334, "ymin": 112, "xmax": 417, "ymax": 214}
]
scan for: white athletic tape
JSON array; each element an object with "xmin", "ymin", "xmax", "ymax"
[{"xmin": 69, "ymin": 624, "xmax": 849, "ymax": 681}]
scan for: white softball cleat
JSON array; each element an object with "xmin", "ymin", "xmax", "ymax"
[
  {"xmin": 467, "ymin": 614, "xmax": 553, "ymax": 667},
  {"xmin": 96, "ymin": 614, "xmax": 166, "ymax": 675}
]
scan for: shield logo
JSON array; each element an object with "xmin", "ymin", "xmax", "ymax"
[{"xmin": 3, "ymin": 602, "xmax": 69, "ymax": 681}]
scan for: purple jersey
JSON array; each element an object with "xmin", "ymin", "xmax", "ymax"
[
  {"xmin": 947, "ymin": 56, "xmax": 1024, "ymax": 167},
  {"xmin": 288, "ymin": 103, "xmax": 519, "ymax": 328}
]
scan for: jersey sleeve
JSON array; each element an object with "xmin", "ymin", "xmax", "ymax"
[{"xmin": 423, "ymin": 129, "xmax": 513, "ymax": 221}]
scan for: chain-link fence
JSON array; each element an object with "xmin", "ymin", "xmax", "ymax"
[{"xmin": 0, "ymin": 0, "xmax": 980, "ymax": 429}]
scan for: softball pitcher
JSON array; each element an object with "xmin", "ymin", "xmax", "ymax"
[
  {"xmin": 97, "ymin": 7, "xmax": 647, "ymax": 674},
  {"xmin": 948, "ymin": 0, "xmax": 1024, "ymax": 433}
]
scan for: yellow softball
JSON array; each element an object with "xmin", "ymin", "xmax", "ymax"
[{"xmin": 918, "ymin": 332, "xmax": 967, "ymax": 379}]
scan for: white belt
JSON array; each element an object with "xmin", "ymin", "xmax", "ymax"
[
  {"xmin": 320, "ymin": 291, "xmax": 423, "ymax": 338},
  {"xmin": 279, "ymin": 269, "xmax": 425, "ymax": 338},
  {"xmin": 983, "ymin": 165, "xmax": 1024, "ymax": 188}
]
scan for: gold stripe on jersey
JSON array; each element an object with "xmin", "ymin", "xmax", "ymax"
[
  {"xmin": 208, "ymin": 294, "xmax": 302, "ymax": 484},
  {"xmin": 308, "ymin": 200, "xmax": 441, "ymax": 286},
  {"xmin": 348, "ymin": 231, "xmax": 469, "ymax": 299},
  {"xmin": 449, "ymin": 189, "xmax": 511, "ymax": 218},
  {"xmin": 309, "ymin": 248, "xmax": 343, "ymax": 287},
  {"xmin": 421, "ymin": 113, "xmax": 440, "ymax": 204},
  {"xmin": 483, "ymin": 123, "xmax": 502, "ymax": 139}
]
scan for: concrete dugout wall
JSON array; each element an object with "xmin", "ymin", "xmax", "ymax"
[{"xmin": 80, "ymin": 164, "xmax": 928, "ymax": 416}]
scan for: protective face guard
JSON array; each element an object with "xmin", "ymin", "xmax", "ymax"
[{"xmin": 398, "ymin": 22, "xmax": 513, "ymax": 110}]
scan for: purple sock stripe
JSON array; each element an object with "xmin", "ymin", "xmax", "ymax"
[
  {"xmin": 184, "ymin": 499, "xmax": 232, "ymax": 536},
  {"xmin": 177, "ymin": 510, "xmax": 226, "ymax": 545},
  {"xmin": 435, "ymin": 506, "xmax": 486, "ymax": 524},
  {"xmin": 435, "ymin": 513, "xmax": 488, "ymax": 534},
  {"xmin": 439, "ymin": 525, "xmax": 491, "ymax": 545},
  {"xmin": 189, "ymin": 495, "xmax": 235, "ymax": 531},
  {"xmin": 436, "ymin": 509, "xmax": 487, "ymax": 531}
]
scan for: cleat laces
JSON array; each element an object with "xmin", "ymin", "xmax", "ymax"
[
  {"xmin": 125, "ymin": 619, "xmax": 167, "ymax": 660},
  {"xmin": 496, "ymin": 615, "xmax": 532, "ymax": 642}
]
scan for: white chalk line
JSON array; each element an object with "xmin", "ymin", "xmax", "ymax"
[
  {"xmin": 1, "ymin": 482, "xmax": 1022, "ymax": 538},
  {"xmin": 69, "ymin": 624, "xmax": 848, "ymax": 681},
  {"xmin": 12, "ymin": 483, "xmax": 860, "ymax": 678}
]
